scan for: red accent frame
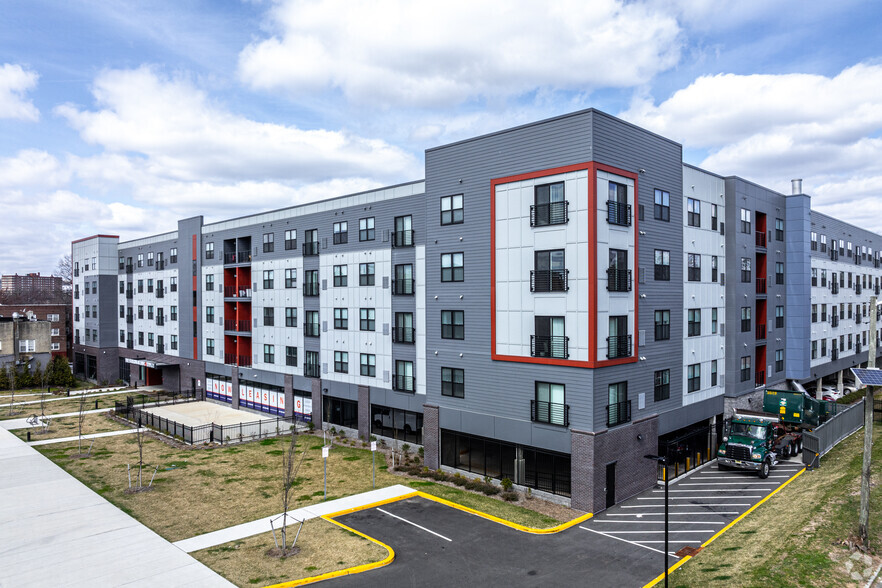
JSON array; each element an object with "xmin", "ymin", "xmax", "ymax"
[{"xmin": 489, "ymin": 161, "xmax": 639, "ymax": 368}]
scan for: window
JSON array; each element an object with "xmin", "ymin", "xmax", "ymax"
[
  {"xmin": 741, "ymin": 258, "xmax": 751, "ymax": 283},
  {"xmin": 264, "ymin": 307, "xmax": 274, "ymax": 326},
  {"xmin": 711, "ymin": 204, "xmax": 718, "ymax": 230},
  {"xmin": 532, "ymin": 182, "xmax": 567, "ymax": 226},
  {"xmin": 360, "ymin": 353, "xmax": 376, "ymax": 377},
  {"xmin": 741, "ymin": 307, "xmax": 751, "ymax": 332},
  {"xmin": 534, "ymin": 316, "xmax": 567, "ymax": 358},
  {"xmin": 285, "ymin": 307, "xmax": 297, "ymax": 327},
  {"xmin": 263, "ymin": 232, "xmax": 274, "ymax": 253},
  {"xmin": 687, "ymin": 363, "xmax": 700, "ymax": 393},
  {"xmin": 654, "ymin": 310, "xmax": 670, "ymax": 341},
  {"xmin": 654, "ymin": 249, "xmax": 670, "ymax": 281},
  {"xmin": 137, "ymin": 253, "xmax": 143, "ymax": 267},
  {"xmin": 359, "ymin": 217, "xmax": 375, "ymax": 241},
  {"xmin": 334, "ymin": 308, "xmax": 348, "ymax": 329},
  {"xmin": 205, "ymin": 274, "xmax": 214, "ymax": 291},
  {"xmin": 441, "ymin": 194, "xmax": 464, "ymax": 225},
  {"xmin": 138, "ymin": 305, "xmax": 144, "ymax": 319},
  {"xmin": 776, "ymin": 218, "xmax": 784, "ymax": 241},
  {"xmin": 333, "ymin": 265, "xmax": 347, "ymax": 287},
  {"xmin": 286, "ymin": 346, "xmax": 298, "ymax": 367},
  {"xmin": 654, "ymin": 189, "xmax": 670, "ymax": 221},
  {"xmin": 441, "ymin": 310, "xmax": 464, "ymax": 340},
  {"xmin": 51, "ymin": 342, "xmax": 60, "ymax": 351},
  {"xmin": 740, "ymin": 208, "xmax": 751, "ymax": 234},
  {"xmin": 304, "ymin": 269, "xmax": 319, "ymax": 296},
  {"xmin": 441, "ymin": 252, "xmax": 464, "ymax": 282},
  {"xmin": 170, "ymin": 306, "xmax": 177, "ymax": 321},
  {"xmin": 534, "ymin": 249, "xmax": 567, "ymax": 292},
  {"xmin": 305, "ymin": 310, "xmax": 319, "ymax": 336},
  {"xmin": 811, "ymin": 231, "xmax": 818, "ymax": 251},
  {"xmin": 687, "ymin": 253, "xmax": 701, "ymax": 282},
  {"xmin": 822, "ymin": 338, "xmax": 827, "ymax": 357},
  {"xmin": 147, "ymin": 279, "xmax": 154, "ymax": 293},
  {"xmin": 687, "ymin": 198, "xmax": 701, "ymax": 227},
  {"xmin": 334, "ymin": 351, "xmax": 349, "ymax": 373},
  {"xmin": 138, "ymin": 332, "xmax": 144, "ymax": 345},
  {"xmin": 607, "ymin": 181, "xmax": 630, "ymax": 226},
  {"xmin": 776, "ymin": 305, "xmax": 784, "ymax": 328},
  {"xmin": 170, "ymin": 335, "xmax": 177, "ymax": 350},
  {"xmin": 820, "ymin": 234, "xmax": 827, "ymax": 252},
  {"xmin": 393, "ymin": 360, "xmax": 415, "ymax": 392},
  {"xmin": 393, "ymin": 215, "xmax": 414, "ymax": 247},
  {"xmin": 442, "ymin": 368, "xmax": 465, "ymax": 398},
  {"xmin": 608, "ymin": 316, "xmax": 630, "ymax": 359},
  {"xmin": 776, "ymin": 262, "xmax": 784, "ymax": 285},
  {"xmin": 333, "ymin": 221, "xmax": 348, "ymax": 244},
  {"xmin": 811, "ymin": 268, "xmax": 817, "ymax": 287},
  {"xmin": 285, "ymin": 229, "xmax": 297, "ymax": 250},
  {"xmin": 811, "ymin": 304, "xmax": 818, "ymax": 323},
  {"xmin": 534, "ymin": 381, "xmax": 566, "ymax": 425},
  {"xmin": 394, "ymin": 312, "xmax": 415, "ymax": 343},
  {"xmin": 305, "ymin": 351, "xmax": 320, "ymax": 377},
  {"xmin": 147, "ymin": 333, "xmax": 154, "ymax": 347},
  {"xmin": 170, "ymin": 277, "xmax": 177, "ymax": 292},
  {"xmin": 711, "ymin": 360, "xmax": 719, "ymax": 387},
  {"xmin": 821, "ymin": 304, "xmax": 827, "ymax": 322},
  {"xmin": 711, "ymin": 256, "xmax": 718, "ymax": 282},
  {"xmin": 205, "ymin": 339, "xmax": 215, "ymax": 356},
  {"xmin": 263, "ymin": 270, "xmax": 274, "ymax": 289},
  {"xmin": 688, "ymin": 309, "xmax": 701, "ymax": 337},
  {"xmin": 607, "ymin": 382, "xmax": 629, "ymax": 427},
  {"xmin": 360, "ymin": 308, "xmax": 376, "ymax": 331},
  {"xmin": 776, "ymin": 349, "xmax": 784, "ymax": 372},
  {"xmin": 740, "ymin": 356, "xmax": 751, "ymax": 382},
  {"xmin": 204, "ymin": 242, "xmax": 214, "ymax": 259},
  {"xmin": 264, "ymin": 344, "xmax": 275, "ymax": 364},
  {"xmin": 48, "ymin": 313, "xmax": 60, "ymax": 322},
  {"xmin": 119, "ymin": 280, "xmax": 125, "ymax": 295},
  {"xmin": 359, "ymin": 263, "xmax": 375, "ymax": 286},
  {"xmin": 712, "ymin": 308, "xmax": 718, "ymax": 334},
  {"xmin": 205, "ymin": 306, "xmax": 214, "ymax": 323},
  {"xmin": 607, "ymin": 249, "xmax": 630, "ymax": 292},
  {"xmin": 811, "ymin": 340, "xmax": 818, "ymax": 360},
  {"xmin": 654, "ymin": 369, "xmax": 670, "ymax": 401},
  {"xmin": 393, "ymin": 264, "xmax": 414, "ymax": 295},
  {"xmin": 170, "ymin": 248, "xmax": 177, "ymax": 263}
]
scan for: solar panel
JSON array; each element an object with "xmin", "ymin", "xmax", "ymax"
[{"xmin": 852, "ymin": 368, "xmax": 882, "ymax": 387}]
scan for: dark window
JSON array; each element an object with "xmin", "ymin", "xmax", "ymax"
[
  {"xmin": 532, "ymin": 182, "xmax": 567, "ymax": 226},
  {"xmin": 775, "ymin": 349, "xmax": 784, "ymax": 372},
  {"xmin": 263, "ymin": 270, "xmax": 274, "ymax": 289},
  {"xmin": 205, "ymin": 306, "xmax": 214, "ymax": 323},
  {"xmin": 687, "ymin": 198, "xmax": 700, "ymax": 227},
  {"xmin": 607, "ymin": 382, "xmax": 629, "ymax": 427},
  {"xmin": 285, "ymin": 268, "xmax": 297, "ymax": 288},
  {"xmin": 325, "ymin": 397, "xmax": 358, "ymax": 429},
  {"xmin": 305, "ymin": 350, "xmax": 320, "ymax": 377},
  {"xmin": 285, "ymin": 307, "xmax": 297, "ymax": 327},
  {"xmin": 776, "ymin": 262, "xmax": 785, "ymax": 285},
  {"xmin": 441, "ymin": 252, "xmax": 464, "ymax": 282},
  {"xmin": 393, "ymin": 360, "xmax": 415, "ymax": 392},
  {"xmin": 441, "ymin": 194, "xmax": 464, "ymax": 225},
  {"xmin": 442, "ymin": 368, "xmax": 465, "ymax": 398},
  {"xmin": 608, "ymin": 249, "xmax": 631, "ymax": 292},
  {"xmin": 392, "ymin": 215, "xmax": 414, "ymax": 247},
  {"xmin": 169, "ymin": 248, "xmax": 177, "ymax": 263},
  {"xmin": 607, "ymin": 315, "xmax": 630, "ymax": 359},
  {"xmin": 305, "ymin": 310, "xmax": 319, "ymax": 337},
  {"xmin": 263, "ymin": 344, "xmax": 275, "ymax": 364},
  {"xmin": 654, "ymin": 249, "xmax": 670, "ymax": 280},
  {"xmin": 303, "ymin": 229, "xmax": 319, "ymax": 256},
  {"xmin": 359, "ymin": 263, "xmax": 375, "ymax": 286},
  {"xmin": 534, "ymin": 249, "xmax": 567, "ymax": 292},
  {"xmin": 360, "ymin": 308, "xmax": 375, "ymax": 331},
  {"xmin": 654, "ymin": 310, "xmax": 670, "ymax": 341},
  {"xmin": 711, "ymin": 255, "xmax": 718, "ymax": 282},
  {"xmin": 654, "ymin": 369, "xmax": 670, "ymax": 401},
  {"xmin": 359, "ymin": 217, "xmax": 375, "ymax": 241},
  {"xmin": 711, "ymin": 204, "xmax": 718, "ymax": 230},
  {"xmin": 263, "ymin": 232, "xmax": 274, "ymax": 253},
  {"xmin": 334, "ymin": 351, "xmax": 349, "ymax": 373},
  {"xmin": 205, "ymin": 274, "xmax": 214, "ymax": 291},
  {"xmin": 334, "ymin": 308, "xmax": 348, "ymax": 329},
  {"xmin": 333, "ymin": 221, "xmax": 348, "ymax": 244},
  {"xmin": 205, "ymin": 339, "xmax": 215, "ymax": 355},
  {"xmin": 687, "ymin": 363, "xmax": 700, "ymax": 392},
  {"xmin": 393, "ymin": 264, "xmax": 414, "ymax": 295},
  {"xmin": 606, "ymin": 181, "xmax": 630, "ymax": 226},
  {"xmin": 204, "ymin": 242, "xmax": 214, "ymax": 259},
  {"xmin": 264, "ymin": 307, "xmax": 274, "ymax": 326},
  {"xmin": 360, "ymin": 353, "xmax": 376, "ymax": 377},
  {"xmin": 372, "ymin": 404, "xmax": 422, "ymax": 445},
  {"xmin": 654, "ymin": 189, "xmax": 670, "ymax": 221},
  {"xmin": 740, "ymin": 209, "xmax": 751, "ymax": 234},
  {"xmin": 333, "ymin": 265, "xmax": 347, "ymax": 287},
  {"xmin": 534, "ymin": 382, "xmax": 566, "ymax": 425},
  {"xmin": 393, "ymin": 312, "xmax": 415, "ymax": 344},
  {"xmin": 286, "ymin": 346, "xmax": 298, "ymax": 367},
  {"xmin": 711, "ymin": 360, "xmax": 718, "ymax": 386},
  {"xmin": 741, "ymin": 258, "xmax": 751, "ymax": 283},
  {"xmin": 533, "ymin": 316, "xmax": 566, "ymax": 358},
  {"xmin": 775, "ymin": 218, "xmax": 784, "ymax": 241},
  {"xmin": 441, "ymin": 310, "xmax": 464, "ymax": 340},
  {"xmin": 285, "ymin": 229, "xmax": 296, "ymax": 250},
  {"xmin": 741, "ymin": 307, "xmax": 751, "ymax": 332},
  {"xmin": 740, "ymin": 356, "xmax": 751, "ymax": 382},
  {"xmin": 687, "ymin": 253, "xmax": 701, "ymax": 282},
  {"xmin": 776, "ymin": 305, "xmax": 784, "ymax": 328},
  {"xmin": 688, "ymin": 309, "xmax": 701, "ymax": 337},
  {"xmin": 304, "ymin": 270, "xmax": 319, "ymax": 296}
]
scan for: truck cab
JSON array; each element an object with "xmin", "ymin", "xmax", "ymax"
[{"xmin": 717, "ymin": 414, "xmax": 778, "ymax": 478}]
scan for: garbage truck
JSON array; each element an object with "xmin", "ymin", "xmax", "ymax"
[{"xmin": 716, "ymin": 389, "xmax": 834, "ymax": 478}]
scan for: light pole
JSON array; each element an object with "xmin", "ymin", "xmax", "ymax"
[{"xmin": 645, "ymin": 453, "xmax": 669, "ymax": 588}]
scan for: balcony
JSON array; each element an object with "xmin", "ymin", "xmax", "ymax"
[
  {"xmin": 756, "ymin": 323, "xmax": 766, "ymax": 340},
  {"xmin": 832, "ymin": 315, "xmax": 840, "ymax": 327},
  {"xmin": 155, "ymin": 316, "xmax": 164, "ymax": 326},
  {"xmin": 391, "ymin": 230, "xmax": 415, "ymax": 248},
  {"xmin": 531, "ymin": 400, "xmax": 569, "ymax": 427},
  {"xmin": 531, "ymin": 269, "xmax": 569, "ymax": 292},
  {"xmin": 303, "ymin": 241, "xmax": 320, "ymax": 256},
  {"xmin": 756, "ymin": 278, "xmax": 766, "ymax": 295},
  {"xmin": 530, "ymin": 335, "xmax": 569, "ymax": 359},
  {"xmin": 156, "ymin": 344, "xmax": 164, "ymax": 354},
  {"xmin": 224, "ymin": 252, "xmax": 237, "ymax": 264},
  {"xmin": 305, "ymin": 323, "xmax": 320, "ymax": 337},
  {"xmin": 238, "ymin": 355, "xmax": 252, "ymax": 367},
  {"xmin": 303, "ymin": 282, "xmax": 320, "ymax": 296},
  {"xmin": 156, "ymin": 260, "xmax": 165, "ymax": 271},
  {"xmin": 606, "ymin": 400, "xmax": 631, "ymax": 428},
  {"xmin": 856, "ymin": 283, "xmax": 863, "ymax": 295},
  {"xmin": 156, "ymin": 289, "xmax": 164, "ymax": 298},
  {"xmin": 126, "ymin": 290, "xmax": 133, "ymax": 299},
  {"xmin": 392, "ymin": 327, "xmax": 415, "ymax": 344},
  {"xmin": 125, "ymin": 264, "xmax": 133, "ymax": 273},
  {"xmin": 392, "ymin": 278, "xmax": 415, "ymax": 295},
  {"xmin": 224, "ymin": 353, "xmax": 237, "ymax": 365},
  {"xmin": 832, "ymin": 282, "xmax": 839, "ymax": 294},
  {"xmin": 126, "ymin": 315, "xmax": 133, "ymax": 324},
  {"xmin": 224, "ymin": 319, "xmax": 236, "ymax": 331},
  {"xmin": 304, "ymin": 362, "xmax": 321, "ymax": 378},
  {"xmin": 530, "ymin": 201, "xmax": 569, "ymax": 227},
  {"xmin": 392, "ymin": 374, "xmax": 415, "ymax": 393},
  {"xmin": 606, "ymin": 200, "xmax": 631, "ymax": 226},
  {"xmin": 755, "ymin": 231, "xmax": 766, "ymax": 248},
  {"xmin": 607, "ymin": 268, "xmax": 632, "ymax": 292},
  {"xmin": 607, "ymin": 335, "xmax": 632, "ymax": 359},
  {"xmin": 755, "ymin": 370, "xmax": 765, "ymax": 388},
  {"xmin": 238, "ymin": 320, "xmax": 251, "ymax": 333},
  {"xmin": 832, "ymin": 348, "xmax": 839, "ymax": 361},
  {"xmin": 238, "ymin": 251, "xmax": 251, "ymax": 264}
]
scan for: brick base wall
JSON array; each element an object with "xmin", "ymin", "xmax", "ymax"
[
  {"xmin": 231, "ymin": 367, "xmax": 240, "ymax": 409},
  {"xmin": 358, "ymin": 386, "xmax": 370, "ymax": 440},
  {"xmin": 724, "ymin": 388, "xmax": 765, "ymax": 419},
  {"xmin": 423, "ymin": 404, "xmax": 439, "ymax": 469},
  {"xmin": 311, "ymin": 379, "xmax": 322, "ymax": 427},
  {"xmin": 284, "ymin": 374, "xmax": 294, "ymax": 418}
]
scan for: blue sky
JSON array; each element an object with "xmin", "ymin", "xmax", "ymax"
[{"xmin": 2, "ymin": 0, "xmax": 882, "ymax": 275}]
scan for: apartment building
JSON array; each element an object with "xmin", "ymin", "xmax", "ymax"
[
  {"xmin": 0, "ymin": 304, "xmax": 71, "ymax": 359},
  {"xmin": 72, "ymin": 108, "xmax": 882, "ymax": 512}
]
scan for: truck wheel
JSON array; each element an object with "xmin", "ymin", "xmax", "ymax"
[
  {"xmin": 790, "ymin": 441, "xmax": 799, "ymax": 458},
  {"xmin": 759, "ymin": 458, "xmax": 771, "ymax": 479},
  {"xmin": 781, "ymin": 444, "xmax": 790, "ymax": 459}
]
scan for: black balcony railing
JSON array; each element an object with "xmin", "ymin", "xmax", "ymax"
[
  {"xmin": 74, "ymin": 335, "xmax": 81, "ymax": 345},
  {"xmin": 224, "ymin": 252, "xmax": 237, "ymax": 264},
  {"xmin": 126, "ymin": 290, "xmax": 133, "ymax": 299},
  {"xmin": 755, "ymin": 370, "xmax": 765, "ymax": 388},
  {"xmin": 224, "ymin": 353, "xmax": 237, "ymax": 365},
  {"xmin": 224, "ymin": 319, "xmax": 236, "ymax": 331},
  {"xmin": 303, "ymin": 242, "xmax": 320, "ymax": 256},
  {"xmin": 755, "ymin": 231, "xmax": 766, "ymax": 248},
  {"xmin": 155, "ymin": 316, "xmax": 164, "ymax": 326},
  {"xmin": 856, "ymin": 283, "xmax": 863, "ymax": 294},
  {"xmin": 392, "ymin": 374, "xmax": 415, "ymax": 393},
  {"xmin": 530, "ymin": 269, "xmax": 569, "ymax": 292},
  {"xmin": 832, "ymin": 315, "xmax": 839, "ymax": 327},
  {"xmin": 392, "ymin": 278, "xmax": 415, "ymax": 295},
  {"xmin": 126, "ymin": 315, "xmax": 133, "ymax": 324},
  {"xmin": 607, "ymin": 335, "xmax": 632, "ymax": 359},
  {"xmin": 305, "ymin": 323, "xmax": 320, "ymax": 337},
  {"xmin": 832, "ymin": 348, "xmax": 839, "ymax": 360},
  {"xmin": 156, "ymin": 289, "xmax": 164, "ymax": 298},
  {"xmin": 756, "ymin": 278, "xmax": 766, "ymax": 294},
  {"xmin": 238, "ymin": 355, "xmax": 252, "ymax": 367},
  {"xmin": 392, "ymin": 230, "xmax": 415, "ymax": 247},
  {"xmin": 238, "ymin": 320, "xmax": 251, "ymax": 333},
  {"xmin": 125, "ymin": 264, "xmax": 133, "ymax": 273},
  {"xmin": 756, "ymin": 323, "xmax": 766, "ymax": 340},
  {"xmin": 303, "ymin": 282, "xmax": 320, "ymax": 296},
  {"xmin": 530, "ymin": 201, "xmax": 569, "ymax": 227},
  {"xmin": 530, "ymin": 335, "xmax": 569, "ymax": 359},
  {"xmin": 606, "ymin": 200, "xmax": 631, "ymax": 226},
  {"xmin": 607, "ymin": 268, "xmax": 632, "ymax": 292},
  {"xmin": 126, "ymin": 340, "xmax": 133, "ymax": 349},
  {"xmin": 238, "ymin": 251, "xmax": 251, "ymax": 263},
  {"xmin": 305, "ymin": 362, "xmax": 321, "ymax": 378},
  {"xmin": 857, "ymin": 342, "xmax": 863, "ymax": 354},
  {"xmin": 392, "ymin": 327, "xmax": 415, "ymax": 344},
  {"xmin": 156, "ymin": 344, "xmax": 164, "ymax": 354},
  {"xmin": 531, "ymin": 400, "xmax": 569, "ymax": 427},
  {"xmin": 856, "ymin": 313, "xmax": 863, "ymax": 324},
  {"xmin": 606, "ymin": 400, "xmax": 631, "ymax": 427},
  {"xmin": 832, "ymin": 282, "xmax": 839, "ymax": 294}
]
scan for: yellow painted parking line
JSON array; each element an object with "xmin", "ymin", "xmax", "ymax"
[{"xmin": 640, "ymin": 467, "xmax": 806, "ymax": 588}]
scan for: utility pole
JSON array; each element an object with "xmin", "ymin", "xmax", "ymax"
[{"xmin": 859, "ymin": 295, "xmax": 876, "ymax": 548}]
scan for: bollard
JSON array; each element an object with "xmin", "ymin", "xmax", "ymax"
[
  {"xmin": 95, "ymin": 400, "xmax": 99, "ymax": 410},
  {"xmin": 27, "ymin": 431, "xmax": 31, "ymax": 441}
]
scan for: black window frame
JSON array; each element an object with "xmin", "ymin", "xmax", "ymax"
[
  {"xmin": 285, "ymin": 229, "xmax": 297, "ymax": 251},
  {"xmin": 441, "ymin": 194, "xmax": 464, "ymax": 225},
  {"xmin": 360, "ymin": 308, "xmax": 376, "ymax": 331},
  {"xmin": 441, "ymin": 367, "xmax": 465, "ymax": 398},
  {"xmin": 333, "ymin": 221, "xmax": 348, "ymax": 244},
  {"xmin": 263, "ymin": 307, "xmax": 274, "ymax": 327},
  {"xmin": 654, "ymin": 310, "xmax": 670, "ymax": 341},
  {"xmin": 286, "ymin": 346, "xmax": 298, "ymax": 367},
  {"xmin": 359, "ymin": 217, "xmax": 375, "ymax": 241},
  {"xmin": 333, "ymin": 264, "xmax": 347, "ymax": 287},
  {"xmin": 653, "ymin": 189, "xmax": 670, "ymax": 221},
  {"xmin": 359, "ymin": 263, "xmax": 375, "ymax": 286},
  {"xmin": 687, "ymin": 253, "xmax": 701, "ymax": 282},
  {"xmin": 263, "ymin": 269, "xmax": 274, "ymax": 289},
  {"xmin": 263, "ymin": 232, "xmax": 274, "ymax": 253},
  {"xmin": 654, "ymin": 249, "xmax": 670, "ymax": 281},
  {"xmin": 285, "ymin": 307, "xmax": 297, "ymax": 327},
  {"xmin": 687, "ymin": 198, "xmax": 701, "ymax": 227},
  {"xmin": 688, "ymin": 309, "xmax": 701, "ymax": 337},
  {"xmin": 441, "ymin": 252, "xmax": 464, "ymax": 282},
  {"xmin": 687, "ymin": 363, "xmax": 700, "ymax": 393},
  {"xmin": 441, "ymin": 310, "xmax": 465, "ymax": 340},
  {"xmin": 264, "ymin": 344, "xmax": 275, "ymax": 364},
  {"xmin": 654, "ymin": 369, "xmax": 670, "ymax": 401},
  {"xmin": 334, "ymin": 308, "xmax": 348, "ymax": 330},
  {"xmin": 360, "ymin": 353, "xmax": 376, "ymax": 377},
  {"xmin": 334, "ymin": 351, "xmax": 349, "ymax": 373},
  {"xmin": 285, "ymin": 268, "xmax": 296, "ymax": 288}
]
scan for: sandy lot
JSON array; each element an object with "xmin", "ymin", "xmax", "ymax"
[{"xmin": 140, "ymin": 401, "xmax": 279, "ymax": 427}]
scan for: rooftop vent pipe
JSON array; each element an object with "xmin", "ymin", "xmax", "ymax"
[{"xmin": 792, "ymin": 179, "xmax": 803, "ymax": 195}]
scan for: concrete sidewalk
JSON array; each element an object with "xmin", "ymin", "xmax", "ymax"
[
  {"xmin": 28, "ymin": 427, "xmax": 144, "ymax": 446},
  {"xmin": 0, "ymin": 426, "xmax": 232, "ymax": 587},
  {"xmin": 174, "ymin": 484, "xmax": 415, "ymax": 553}
]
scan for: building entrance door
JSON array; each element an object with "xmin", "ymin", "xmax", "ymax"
[{"xmin": 606, "ymin": 462, "xmax": 617, "ymax": 508}]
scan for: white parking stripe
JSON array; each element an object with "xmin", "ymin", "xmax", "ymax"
[
  {"xmin": 623, "ymin": 503, "xmax": 752, "ymax": 508},
  {"xmin": 579, "ymin": 526, "xmax": 680, "ymax": 558},
  {"xmin": 676, "ymin": 481, "xmax": 783, "ymax": 485},
  {"xmin": 376, "ymin": 508, "xmax": 452, "ymax": 542},
  {"xmin": 656, "ymin": 489, "xmax": 775, "ymax": 493},
  {"xmin": 604, "ymin": 512, "xmax": 740, "ymax": 516},
  {"xmin": 638, "ymin": 496, "xmax": 763, "ymax": 500},
  {"xmin": 602, "ymin": 530, "xmax": 715, "ymax": 534},
  {"xmin": 691, "ymin": 475, "xmax": 789, "ymax": 480},
  {"xmin": 637, "ymin": 540, "xmax": 705, "ymax": 544},
  {"xmin": 593, "ymin": 520, "xmax": 723, "ymax": 525}
]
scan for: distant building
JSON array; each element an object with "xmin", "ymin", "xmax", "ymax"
[
  {"xmin": 0, "ymin": 304, "xmax": 71, "ymax": 359},
  {"xmin": 1, "ymin": 273, "xmax": 63, "ymax": 296},
  {"xmin": 0, "ymin": 313, "xmax": 52, "ymax": 372}
]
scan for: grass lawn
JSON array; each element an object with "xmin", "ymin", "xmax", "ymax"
[
  {"xmin": 12, "ymin": 413, "xmax": 132, "ymax": 441},
  {"xmin": 0, "ymin": 390, "xmax": 144, "ymax": 419},
  {"xmin": 660, "ymin": 424, "xmax": 882, "ymax": 587},
  {"xmin": 192, "ymin": 519, "xmax": 387, "ymax": 587}
]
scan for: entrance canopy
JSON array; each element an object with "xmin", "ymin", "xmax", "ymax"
[{"xmin": 125, "ymin": 358, "xmax": 173, "ymax": 370}]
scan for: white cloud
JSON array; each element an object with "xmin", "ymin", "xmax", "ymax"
[
  {"xmin": 55, "ymin": 66, "xmax": 419, "ymax": 183},
  {"xmin": 238, "ymin": 0, "xmax": 682, "ymax": 107},
  {"xmin": 0, "ymin": 150, "xmax": 69, "ymax": 188},
  {"xmin": 0, "ymin": 63, "xmax": 39, "ymax": 121}
]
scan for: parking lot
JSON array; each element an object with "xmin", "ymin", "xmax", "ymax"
[{"xmin": 321, "ymin": 458, "xmax": 806, "ymax": 587}]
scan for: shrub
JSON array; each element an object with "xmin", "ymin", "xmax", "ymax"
[
  {"xmin": 452, "ymin": 474, "xmax": 467, "ymax": 487},
  {"xmin": 501, "ymin": 477, "xmax": 513, "ymax": 492},
  {"xmin": 401, "ymin": 443, "xmax": 410, "ymax": 455},
  {"xmin": 525, "ymin": 487, "xmax": 533, "ymax": 500},
  {"xmin": 418, "ymin": 446, "xmax": 424, "ymax": 458},
  {"xmin": 481, "ymin": 485, "xmax": 500, "ymax": 496},
  {"xmin": 502, "ymin": 491, "xmax": 518, "ymax": 502},
  {"xmin": 432, "ymin": 470, "xmax": 449, "ymax": 482}
]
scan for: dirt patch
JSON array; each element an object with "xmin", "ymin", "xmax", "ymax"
[{"xmin": 13, "ymin": 413, "xmax": 132, "ymax": 441}]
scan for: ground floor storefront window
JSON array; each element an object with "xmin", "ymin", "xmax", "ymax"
[{"xmin": 371, "ymin": 404, "xmax": 422, "ymax": 444}]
